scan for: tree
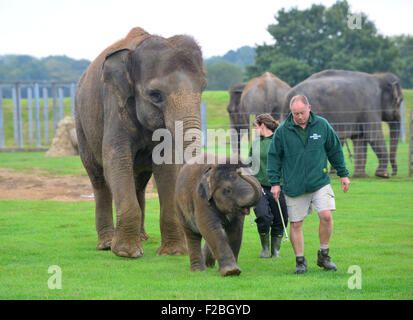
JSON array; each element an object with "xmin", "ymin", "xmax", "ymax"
[
  {"xmin": 247, "ymin": 0, "xmax": 401, "ymax": 86},
  {"xmin": 206, "ymin": 61, "xmax": 244, "ymax": 90},
  {"xmin": 392, "ymin": 35, "xmax": 413, "ymax": 88},
  {"xmin": 0, "ymin": 54, "xmax": 90, "ymax": 82}
]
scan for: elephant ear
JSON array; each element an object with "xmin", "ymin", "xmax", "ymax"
[
  {"xmin": 391, "ymin": 80, "xmax": 403, "ymax": 106},
  {"xmin": 102, "ymin": 48, "xmax": 134, "ymax": 109},
  {"xmin": 198, "ymin": 167, "xmax": 213, "ymax": 201},
  {"xmin": 377, "ymin": 73, "xmax": 403, "ymax": 108}
]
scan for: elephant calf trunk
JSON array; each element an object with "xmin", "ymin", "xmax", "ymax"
[{"xmin": 237, "ymin": 169, "xmax": 262, "ymax": 209}]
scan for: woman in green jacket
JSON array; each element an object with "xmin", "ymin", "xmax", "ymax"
[{"xmin": 250, "ymin": 114, "xmax": 288, "ymax": 258}]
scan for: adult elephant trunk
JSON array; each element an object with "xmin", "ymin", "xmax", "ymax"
[
  {"xmin": 153, "ymin": 92, "xmax": 203, "ymax": 256},
  {"xmin": 164, "ymin": 91, "xmax": 203, "ymax": 164},
  {"xmin": 236, "ymin": 169, "xmax": 262, "ymax": 209},
  {"xmin": 389, "ymin": 119, "xmax": 400, "ymax": 176},
  {"xmin": 182, "ymin": 115, "xmax": 202, "ymax": 162}
]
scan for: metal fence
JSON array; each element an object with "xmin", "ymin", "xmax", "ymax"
[
  {"xmin": 0, "ymin": 81, "xmax": 76, "ymax": 149},
  {"xmin": 0, "ymin": 84, "xmax": 412, "ymax": 177},
  {"xmin": 221, "ymin": 107, "xmax": 412, "ymax": 177}
]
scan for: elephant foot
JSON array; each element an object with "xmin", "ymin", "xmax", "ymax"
[
  {"xmin": 375, "ymin": 170, "xmax": 390, "ymax": 179},
  {"xmin": 352, "ymin": 172, "xmax": 370, "ymax": 178},
  {"xmin": 219, "ymin": 265, "xmax": 241, "ymax": 277},
  {"xmin": 140, "ymin": 231, "xmax": 150, "ymax": 241},
  {"xmin": 111, "ymin": 235, "xmax": 143, "ymax": 258},
  {"xmin": 96, "ymin": 238, "xmax": 112, "ymax": 251},
  {"xmin": 156, "ymin": 241, "xmax": 188, "ymax": 256},
  {"xmin": 190, "ymin": 263, "xmax": 206, "ymax": 272}
]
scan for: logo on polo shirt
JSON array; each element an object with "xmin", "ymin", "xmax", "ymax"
[{"xmin": 309, "ymin": 133, "xmax": 321, "ymax": 140}]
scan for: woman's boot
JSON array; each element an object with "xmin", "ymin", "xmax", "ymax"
[
  {"xmin": 271, "ymin": 235, "xmax": 283, "ymax": 258},
  {"xmin": 259, "ymin": 233, "xmax": 270, "ymax": 258}
]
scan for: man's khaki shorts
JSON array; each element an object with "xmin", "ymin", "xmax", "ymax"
[{"xmin": 284, "ymin": 184, "xmax": 336, "ymax": 222}]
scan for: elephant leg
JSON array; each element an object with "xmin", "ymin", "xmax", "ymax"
[
  {"xmin": 94, "ymin": 180, "xmax": 114, "ymax": 250},
  {"xmin": 103, "ymin": 146, "xmax": 143, "ymax": 258},
  {"xmin": 202, "ymin": 242, "xmax": 216, "ymax": 268},
  {"xmin": 135, "ymin": 171, "xmax": 152, "ymax": 241},
  {"xmin": 198, "ymin": 210, "xmax": 241, "ymax": 276},
  {"xmin": 224, "ymin": 216, "xmax": 245, "ymax": 262},
  {"xmin": 153, "ymin": 163, "xmax": 187, "ymax": 255},
  {"xmin": 183, "ymin": 226, "xmax": 205, "ymax": 271},
  {"xmin": 77, "ymin": 125, "xmax": 114, "ymax": 250},
  {"xmin": 352, "ymin": 138, "xmax": 369, "ymax": 178},
  {"xmin": 368, "ymin": 129, "xmax": 390, "ymax": 178}
]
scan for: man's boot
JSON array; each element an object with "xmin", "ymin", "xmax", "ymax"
[
  {"xmin": 259, "ymin": 233, "xmax": 270, "ymax": 258},
  {"xmin": 295, "ymin": 256, "xmax": 308, "ymax": 274},
  {"xmin": 317, "ymin": 248, "xmax": 337, "ymax": 271},
  {"xmin": 271, "ymin": 235, "xmax": 283, "ymax": 258}
]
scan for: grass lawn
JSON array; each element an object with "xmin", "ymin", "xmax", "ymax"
[
  {"xmin": 0, "ymin": 152, "xmax": 412, "ymax": 299},
  {"xmin": 0, "ymin": 90, "xmax": 412, "ymax": 300}
]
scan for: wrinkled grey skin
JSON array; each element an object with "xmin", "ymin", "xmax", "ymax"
[
  {"xmin": 232, "ymin": 72, "xmax": 290, "ymax": 152},
  {"xmin": 175, "ymin": 155, "xmax": 261, "ymax": 276},
  {"xmin": 75, "ymin": 28, "xmax": 206, "ymax": 258},
  {"xmin": 282, "ymin": 69, "xmax": 403, "ymax": 178}
]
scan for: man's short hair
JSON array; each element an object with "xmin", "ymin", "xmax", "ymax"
[{"xmin": 289, "ymin": 95, "xmax": 310, "ymax": 110}]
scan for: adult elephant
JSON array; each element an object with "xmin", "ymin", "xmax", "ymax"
[
  {"xmin": 231, "ymin": 72, "xmax": 290, "ymax": 152},
  {"xmin": 75, "ymin": 27, "xmax": 206, "ymax": 258},
  {"xmin": 226, "ymin": 83, "xmax": 245, "ymax": 153},
  {"xmin": 282, "ymin": 69, "xmax": 403, "ymax": 178}
]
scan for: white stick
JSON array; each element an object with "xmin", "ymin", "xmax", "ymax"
[{"xmin": 276, "ymin": 198, "xmax": 289, "ymax": 242}]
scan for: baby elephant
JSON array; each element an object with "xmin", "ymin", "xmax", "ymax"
[{"xmin": 176, "ymin": 155, "xmax": 261, "ymax": 276}]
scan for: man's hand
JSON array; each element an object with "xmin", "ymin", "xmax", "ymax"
[
  {"xmin": 271, "ymin": 185, "xmax": 281, "ymax": 199},
  {"xmin": 340, "ymin": 177, "xmax": 350, "ymax": 193}
]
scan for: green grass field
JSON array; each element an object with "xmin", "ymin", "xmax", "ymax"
[
  {"xmin": 0, "ymin": 171, "xmax": 412, "ymax": 299},
  {"xmin": 0, "ymin": 90, "xmax": 412, "ymax": 300}
]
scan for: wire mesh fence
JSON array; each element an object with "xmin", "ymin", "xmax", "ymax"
[
  {"xmin": 221, "ymin": 108, "xmax": 412, "ymax": 178},
  {"xmin": 0, "ymin": 81, "xmax": 76, "ymax": 149},
  {"xmin": 0, "ymin": 85, "xmax": 412, "ymax": 177}
]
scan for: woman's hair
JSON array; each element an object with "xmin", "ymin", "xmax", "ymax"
[{"xmin": 255, "ymin": 113, "xmax": 280, "ymax": 132}]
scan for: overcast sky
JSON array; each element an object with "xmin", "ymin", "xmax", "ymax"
[{"xmin": 1, "ymin": 0, "xmax": 412, "ymax": 61}]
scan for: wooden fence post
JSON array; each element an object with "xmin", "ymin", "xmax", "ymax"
[
  {"xmin": 52, "ymin": 83, "xmax": 58, "ymax": 132},
  {"xmin": 59, "ymin": 87, "xmax": 64, "ymax": 120},
  {"xmin": 12, "ymin": 85, "xmax": 18, "ymax": 145},
  {"xmin": 17, "ymin": 83, "xmax": 23, "ymax": 147},
  {"xmin": 43, "ymin": 87, "xmax": 49, "ymax": 145},
  {"xmin": 27, "ymin": 86, "xmax": 33, "ymax": 145},
  {"xmin": 34, "ymin": 83, "xmax": 41, "ymax": 147}
]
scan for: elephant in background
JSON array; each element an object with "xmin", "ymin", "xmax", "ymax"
[
  {"xmin": 227, "ymin": 82, "xmax": 246, "ymax": 151},
  {"xmin": 75, "ymin": 27, "xmax": 206, "ymax": 258},
  {"xmin": 282, "ymin": 69, "xmax": 403, "ymax": 178},
  {"xmin": 175, "ymin": 154, "xmax": 261, "ymax": 276},
  {"xmin": 229, "ymin": 72, "xmax": 290, "ymax": 152}
]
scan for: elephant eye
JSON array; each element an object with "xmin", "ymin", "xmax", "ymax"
[
  {"xmin": 223, "ymin": 186, "xmax": 232, "ymax": 195},
  {"xmin": 147, "ymin": 90, "xmax": 164, "ymax": 104}
]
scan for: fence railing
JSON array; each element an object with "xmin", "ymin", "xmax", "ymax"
[{"xmin": 0, "ymin": 81, "xmax": 76, "ymax": 148}]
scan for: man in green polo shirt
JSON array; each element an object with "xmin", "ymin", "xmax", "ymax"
[{"xmin": 267, "ymin": 95, "xmax": 351, "ymax": 274}]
